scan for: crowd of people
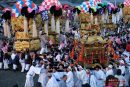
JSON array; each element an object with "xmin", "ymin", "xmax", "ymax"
[{"xmin": 0, "ymin": 19, "xmax": 130, "ymax": 87}]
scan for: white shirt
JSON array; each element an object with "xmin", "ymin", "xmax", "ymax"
[
  {"xmin": 53, "ymin": 72, "xmax": 61, "ymax": 81},
  {"xmin": 46, "ymin": 76, "xmax": 59, "ymax": 87},
  {"xmin": 56, "ymin": 54, "xmax": 61, "ymax": 62},
  {"xmin": 76, "ymin": 70, "xmax": 88, "ymax": 84},
  {"xmin": 66, "ymin": 71, "xmax": 74, "ymax": 87},
  {"xmin": 118, "ymin": 65, "xmax": 126, "ymax": 75},
  {"xmin": 106, "ymin": 69, "xmax": 114, "ymax": 77},
  {"xmin": 11, "ymin": 53, "xmax": 16, "ymax": 60},
  {"xmin": 26, "ymin": 66, "xmax": 36, "ymax": 77},
  {"xmin": 90, "ymin": 75, "xmax": 97, "ymax": 87},
  {"xmin": 94, "ymin": 70, "xmax": 106, "ymax": 87},
  {"xmin": 124, "ymin": 57, "xmax": 130, "ymax": 65},
  {"xmin": 115, "ymin": 75, "xmax": 126, "ymax": 87}
]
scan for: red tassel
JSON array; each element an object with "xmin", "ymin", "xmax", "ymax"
[
  {"xmin": 69, "ymin": 48, "xmax": 74, "ymax": 59},
  {"xmin": 78, "ymin": 44, "xmax": 84, "ymax": 62}
]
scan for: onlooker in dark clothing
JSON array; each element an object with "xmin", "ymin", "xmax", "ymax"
[
  {"xmin": 25, "ymin": 50, "xmax": 32, "ymax": 72},
  {"xmin": 0, "ymin": 49, "xmax": 4, "ymax": 69}
]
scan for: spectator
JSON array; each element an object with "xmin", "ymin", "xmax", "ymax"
[
  {"xmin": 59, "ymin": 75, "xmax": 67, "ymax": 87},
  {"xmin": 0, "ymin": 49, "xmax": 4, "ymax": 69},
  {"xmin": 115, "ymin": 69, "xmax": 126, "ymax": 87}
]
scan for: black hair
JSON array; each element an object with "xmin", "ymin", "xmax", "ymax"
[
  {"xmin": 116, "ymin": 69, "xmax": 122, "ymax": 75},
  {"xmin": 105, "ymin": 75, "xmax": 118, "ymax": 86},
  {"xmin": 62, "ymin": 75, "xmax": 67, "ymax": 78},
  {"xmin": 32, "ymin": 62, "xmax": 36, "ymax": 66},
  {"xmin": 95, "ymin": 65, "xmax": 101, "ymax": 69}
]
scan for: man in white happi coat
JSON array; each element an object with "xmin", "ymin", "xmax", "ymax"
[
  {"xmin": 66, "ymin": 66, "xmax": 74, "ymax": 87},
  {"xmin": 106, "ymin": 65, "xmax": 114, "ymax": 77},
  {"xmin": 73, "ymin": 68, "xmax": 82, "ymax": 87},
  {"xmin": 38, "ymin": 68, "xmax": 48, "ymax": 87},
  {"xmin": 123, "ymin": 51, "xmax": 130, "ymax": 73},
  {"xmin": 86, "ymin": 70, "xmax": 97, "ymax": 87},
  {"xmin": 52, "ymin": 67, "xmax": 64, "ymax": 82},
  {"xmin": 76, "ymin": 66, "xmax": 89, "ymax": 87},
  {"xmin": 118, "ymin": 60, "xmax": 126, "ymax": 75},
  {"xmin": 25, "ymin": 64, "xmax": 36, "ymax": 87},
  {"xmin": 94, "ymin": 65, "xmax": 106, "ymax": 87},
  {"xmin": 38, "ymin": 61, "xmax": 48, "ymax": 87},
  {"xmin": 46, "ymin": 73, "xmax": 59, "ymax": 87}
]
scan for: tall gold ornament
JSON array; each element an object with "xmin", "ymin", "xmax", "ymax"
[
  {"xmin": 56, "ymin": 18, "xmax": 60, "ymax": 34},
  {"xmin": 7, "ymin": 21, "xmax": 11, "ymax": 38},
  {"xmin": 44, "ymin": 20, "xmax": 48, "ymax": 36},
  {"xmin": 3, "ymin": 21, "xmax": 8, "ymax": 37},
  {"xmin": 91, "ymin": 13, "xmax": 93, "ymax": 24},
  {"xmin": 32, "ymin": 19, "xmax": 38, "ymax": 37},
  {"xmin": 24, "ymin": 16, "xmax": 28, "ymax": 33},
  {"xmin": 51, "ymin": 15, "xmax": 55, "ymax": 32},
  {"xmin": 65, "ymin": 19, "xmax": 70, "ymax": 32}
]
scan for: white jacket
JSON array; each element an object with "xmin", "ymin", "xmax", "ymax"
[
  {"xmin": 66, "ymin": 71, "xmax": 74, "ymax": 87},
  {"xmin": 106, "ymin": 69, "xmax": 114, "ymax": 77},
  {"xmin": 46, "ymin": 76, "xmax": 59, "ymax": 87},
  {"xmin": 76, "ymin": 70, "xmax": 88, "ymax": 85}
]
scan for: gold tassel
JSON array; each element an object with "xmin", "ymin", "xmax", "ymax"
[
  {"xmin": 56, "ymin": 18, "xmax": 60, "ymax": 34},
  {"xmin": 112, "ymin": 14, "xmax": 115, "ymax": 24},
  {"xmin": 117, "ymin": 12, "xmax": 119, "ymax": 22},
  {"xmin": 51, "ymin": 15, "xmax": 55, "ymax": 32},
  {"xmin": 102, "ymin": 14, "xmax": 105, "ymax": 23},
  {"xmin": 105, "ymin": 11, "xmax": 108, "ymax": 23},
  {"xmin": 120, "ymin": 8, "xmax": 123, "ymax": 18},
  {"xmin": 3, "ymin": 21, "xmax": 8, "ymax": 37},
  {"xmin": 32, "ymin": 19, "xmax": 38, "ymax": 38},
  {"xmin": 24, "ymin": 16, "xmax": 28, "ymax": 33},
  {"xmin": 44, "ymin": 20, "xmax": 48, "ymax": 36},
  {"xmin": 90, "ymin": 13, "xmax": 93, "ymax": 24},
  {"xmin": 65, "ymin": 19, "xmax": 70, "ymax": 32},
  {"xmin": 7, "ymin": 21, "xmax": 11, "ymax": 38}
]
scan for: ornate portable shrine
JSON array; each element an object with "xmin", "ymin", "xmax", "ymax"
[
  {"xmin": 79, "ymin": 13, "xmax": 108, "ymax": 67},
  {"xmin": 81, "ymin": 33, "xmax": 108, "ymax": 67}
]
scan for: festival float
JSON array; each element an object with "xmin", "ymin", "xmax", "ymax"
[
  {"xmin": 77, "ymin": 1, "xmax": 109, "ymax": 67},
  {"xmin": 11, "ymin": 0, "xmax": 41, "ymax": 51},
  {"xmin": 79, "ymin": 16, "xmax": 108, "ymax": 67}
]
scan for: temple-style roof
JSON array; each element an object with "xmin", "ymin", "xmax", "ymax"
[{"xmin": 86, "ymin": 36, "xmax": 106, "ymax": 44}]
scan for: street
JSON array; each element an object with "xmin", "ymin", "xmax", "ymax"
[{"xmin": 0, "ymin": 70, "xmax": 38, "ymax": 87}]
